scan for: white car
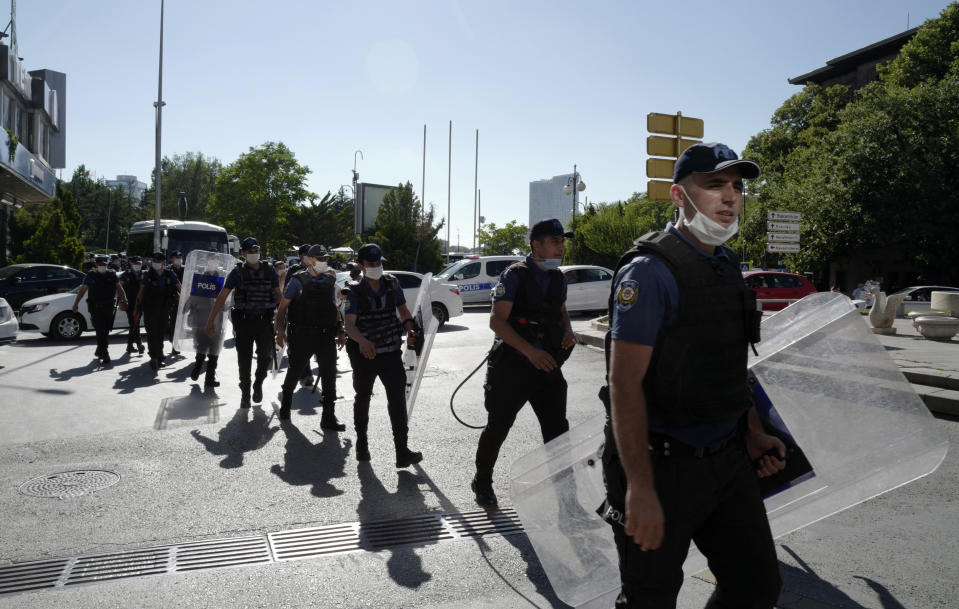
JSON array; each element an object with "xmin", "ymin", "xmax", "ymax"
[
  {"xmin": 559, "ymin": 264, "xmax": 615, "ymax": 313},
  {"xmin": 335, "ymin": 270, "xmax": 464, "ymax": 327},
  {"xmin": 435, "ymin": 255, "xmax": 524, "ymax": 304},
  {"xmin": 0, "ymin": 297, "xmax": 17, "ymax": 344},
  {"xmin": 18, "ymin": 286, "xmax": 135, "ymax": 340}
]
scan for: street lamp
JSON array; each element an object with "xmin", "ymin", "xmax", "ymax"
[{"xmin": 562, "ymin": 164, "xmax": 586, "ymax": 262}]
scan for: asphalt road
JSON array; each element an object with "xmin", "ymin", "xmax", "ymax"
[{"xmin": 0, "ymin": 307, "xmax": 956, "ymax": 608}]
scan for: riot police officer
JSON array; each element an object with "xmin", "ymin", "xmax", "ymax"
[
  {"xmin": 344, "ymin": 243, "xmax": 422, "ymax": 468},
  {"xmin": 72, "ymin": 255, "xmax": 126, "ymax": 364},
  {"xmin": 119, "ymin": 256, "xmax": 145, "ymax": 354},
  {"xmin": 206, "ymin": 237, "xmax": 283, "ymax": 408},
  {"xmin": 167, "ymin": 250, "xmax": 185, "ymax": 356},
  {"xmin": 275, "ymin": 244, "xmax": 347, "ymax": 425},
  {"xmin": 471, "ymin": 219, "xmax": 577, "ymax": 507},
  {"xmin": 135, "ymin": 252, "xmax": 181, "ymax": 372}
]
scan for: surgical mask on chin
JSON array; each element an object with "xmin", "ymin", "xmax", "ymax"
[
  {"xmin": 538, "ymin": 259, "xmax": 562, "ymax": 271},
  {"xmin": 246, "ymin": 253, "xmax": 260, "ymax": 264},
  {"xmin": 96, "ymin": 265, "xmax": 108, "ymax": 273},
  {"xmin": 152, "ymin": 263, "xmax": 164, "ymax": 272},
  {"xmin": 312, "ymin": 261, "xmax": 329, "ymax": 273},
  {"xmin": 131, "ymin": 265, "xmax": 142, "ymax": 272},
  {"xmin": 679, "ymin": 186, "xmax": 739, "ymax": 246},
  {"xmin": 172, "ymin": 259, "xmax": 182, "ymax": 267},
  {"xmin": 277, "ymin": 269, "xmax": 287, "ymax": 277},
  {"xmin": 364, "ymin": 265, "xmax": 383, "ymax": 280}
]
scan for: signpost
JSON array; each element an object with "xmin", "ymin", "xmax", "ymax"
[
  {"xmin": 646, "ymin": 111, "xmax": 703, "ymax": 201},
  {"xmin": 766, "ymin": 210, "xmax": 801, "ymax": 257}
]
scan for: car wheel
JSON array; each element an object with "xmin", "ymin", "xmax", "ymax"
[
  {"xmin": 51, "ymin": 311, "xmax": 85, "ymax": 340},
  {"xmin": 431, "ymin": 302, "xmax": 448, "ymax": 327}
]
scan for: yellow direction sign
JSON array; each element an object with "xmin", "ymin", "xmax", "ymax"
[
  {"xmin": 647, "ymin": 112, "xmax": 704, "ymax": 138},
  {"xmin": 646, "ymin": 158, "xmax": 676, "ymax": 180},
  {"xmin": 647, "ymin": 180, "xmax": 673, "ymax": 202},
  {"xmin": 647, "ymin": 135, "xmax": 701, "ymax": 158}
]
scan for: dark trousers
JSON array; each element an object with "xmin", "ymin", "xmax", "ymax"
[
  {"xmin": 282, "ymin": 328, "xmax": 337, "ymax": 402},
  {"xmin": 143, "ymin": 308, "xmax": 167, "ymax": 360},
  {"xmin": 89, "ymin": 304, "xmax": 115, "ymax": 358},
  {"xmin": 232, "ymin": 311, "xmax": 274, "ymax": 389},
  {"xmin": 124, "ymin": 307, "xmax": 142, "ymax": 348},
  {"xmin": 475, "ymin": 349, "xmax": 569, "ymax": 483},
  {"xmin": 347, "ymin": 345, "xmax": 408, "ymax": 447},
  {"xmin": 602, "ymin": 442, "xmax": 781, "ymax": 609}
]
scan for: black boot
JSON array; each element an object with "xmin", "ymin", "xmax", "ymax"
[
  {"xmin": 190, "ymin": 354, "xmax": 206, "ymax": 381},
  {"xmin": 355, "ymin": 433, "xmax": 370, "ymax": 462},
  {"xmin": 395, "ymin": 438, "xmax": 423, "ymax": 468},
  {"xmin": 252, "ymin": 378, "xmax": 264, "ymax": 403},
  {"xmin": 240, "ymin": 381, "xmax": 251, "ymax": 409},
  {"xmin": 279, "ymin": 389, "xmax": 292, "ymax": 420},
  {"xmin": 320, "ymin": 402, "xmax": 346, "ymax": 432},
  {"xmin": 471, "ymin": 477, "xmax": 498, "ymax": 508},
  {"xmin": 204, "ymin": 355, "xmax": 219, "ymax": 388}
]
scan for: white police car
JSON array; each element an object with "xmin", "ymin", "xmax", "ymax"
[
  {"xmin": 435, "ymin": 255, "xmax": 523, "ymax": 304},
  {"xmin": 0, "ymin": 297, "xmax": 17, "ymax": 344}
]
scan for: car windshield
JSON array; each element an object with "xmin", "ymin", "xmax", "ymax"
[
  {"xmin": 0, "ymin": 266, "xmax": 25, "ymax": 280},
  {"xmin": 436, "ymin": 262, "xmax": 465, "ymax": 279}
]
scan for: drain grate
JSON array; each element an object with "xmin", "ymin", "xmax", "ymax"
[
  {"xmin": 19, "ymin": 471, "xmax": 120, "ymax": 499},
  {"xmin": 0, "ymin": 508, "xmax": 522, "ymax": 597}
]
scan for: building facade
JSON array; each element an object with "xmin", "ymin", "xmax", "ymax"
[
  {"xmin": 528, "ymin": 173, "xmax": 574, "ymax": 229},
  {"xmin": 105, "ymin": 174, "xmax": 147, "ymax": 204}
]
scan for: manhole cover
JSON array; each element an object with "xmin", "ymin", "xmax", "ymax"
[{"xmin": 19, "ymin": 471, "xmax": 120, "ymax": 499}]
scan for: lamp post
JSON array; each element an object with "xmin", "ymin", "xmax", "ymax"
[
  {"xmin": 153, "ymin": 0, "xmax": 166, "ymax": 253},
  {"xmin": 562, "ymin": 164, "xmax": 586, "ymax": 263},
  {"xmin": 352, "ymin": 150, "xmax": 363, "ymax": 237}
]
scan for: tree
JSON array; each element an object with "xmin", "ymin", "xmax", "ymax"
[
  {"xmin": 16, "ymin": 183, "xmax": 84, "ymax": 268},
  {"xmin": 65, "ymin": 166, "xmax": 149, "ymax": 253},
  {"xmin": 207, "ymin": 142, "xmax": 314, "ymax": 254},
  {"xmin": 368, "ymin": 182, "xmax": 445, "ymax": 273},
  {"xmin": 141, "ymin": 151, "xmax": 223, "ymax": 221},
  {"xmin": 573, "ymin": 194, "xmax": 675, "ymax": 268},
  {"xmin": 288, "ymin": 191, "xmax": 355, "ymax": 250},
  {"xmin": 478, "ymin": 220, "xmax": 527, "ymax": 255}
]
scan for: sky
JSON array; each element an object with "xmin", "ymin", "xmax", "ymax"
[{"xmin": 14, "ymin": 0, "xmax": 954, "ymax": 248}]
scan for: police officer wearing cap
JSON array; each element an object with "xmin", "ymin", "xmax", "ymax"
[
  {"xmin": 206, "ymin": 237, "xmax": 283, "ymax": 408},
  {"xmin": 275, "ymin": 244, "xmax": 347, "ymax": 425},
  {"xmin": 166, "ymin": 251, "xmax": 185, "ymax": 355},
  {"xmin": 344, "ymin": 243, "xmax": 423, "ymax": 468},
  {"xmin": 119, "ymin": 256, "xmax": 145, "ymax": 354},
  {"xmin": 286, "ymin": 244, "xmax": 311, "ymax": 287},
  {"xmin": 73, "ymin": 255, "xmax": 126, "ymax": 364},
  {"xmin": 134, "ymin": 252, "xmax": 181, "ymax": 372},
  {"xmin": 600, "ymin": 142, "xmax": 785, "ymax": 608},
  {"xmin": 471, "ymin": 219, "xmax": 577, "ymax": 507}
]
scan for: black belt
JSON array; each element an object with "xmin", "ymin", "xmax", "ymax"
[
  {"xmin": 647, "ymin": 433, "xmax": 737, "ymax": 459},
  {"xmin": 232, "ymin": 309, "xmax": 273, "ymax": 321},
  {"xmin": 289, "ymin": 324, "xmax": 338, "ymax": 333}
]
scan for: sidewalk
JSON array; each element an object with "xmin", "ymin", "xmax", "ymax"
[{"xmin": 571, "ymin": 314, "xmax": 959, "ymax": 416}]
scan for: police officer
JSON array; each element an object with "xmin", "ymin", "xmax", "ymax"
[
  {"xmin": 119, "ymin": 256, "xmax": 145, "ymax": 354},
  {"xmin": 471, "ymin": 219, "xmax": 577, "ymax": 507},
  {"xmin": 108, "ymin": 254, "xmax": 122, "ymax": 272},
  {"xmin": 601, "ymin": 142, "xmax": 785, "ymax": 608},
  {"xmin": 344, "ymin": 243, "xmax": 422, "ymax": 468},
  {"xmin": 287, "ymin": 244, "xmax": 316, "ymax": 387},
  {"xmin": 135, "ymin": 252, "xmax": 181, "ymax": 372},
  {"xmin": 275, "ymin": 244, "xmax": 347, "ymax": 425},
  {"xmin": 167, "ymin": 250, "xmax": 185, "ymax": 356},
  {"xmin": 206, "ymin": 237, "xmax": 283, "ymax": 408},
  {"xmin": 72, "ymin": 255, "xmax": 126, "ymax": 364}
]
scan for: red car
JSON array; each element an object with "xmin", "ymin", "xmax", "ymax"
[{"xmin": 743, "ymin": 271, "xmax": 817, "ymax": 311}]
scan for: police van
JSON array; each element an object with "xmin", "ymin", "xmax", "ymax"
[{"xmin": 435, "ymin": 255, "xmax": 524, "ymax": 304}]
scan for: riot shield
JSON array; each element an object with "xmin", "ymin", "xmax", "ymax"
[
  {"xmin": 510, "ymin": 292, "xmax": 948, "ymax": 608},
  {"xmin": 404, "ymin": 272, "xmax": 440, "ymax": 419},
  {"xmin": 172, "ymin": 250, "xmax": 234, "ymax": 355}
]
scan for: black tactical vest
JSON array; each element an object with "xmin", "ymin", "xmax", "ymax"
[
  {"xmin": 608, "ymin": 231, "xmax": 759, "ymax": 425},
  {"xmin": 288, "ymin": 270, "xmax": 338, "ymax": 330},
  {"xmin": 505, "ymin": 262, "xmax": 566, "ymax": 355},
  {"xmin": 120, "ymin": 270, "xmax": 141, "ymax": 302},
  {"xmin": 351, "ymin": 275, "xmax": 403, "ymax": 354},
  {"xmin": 141, "ymin": 268, "xmax": 177, "ymax": 311},
  {"xmin": 233, "ymin": 263, "xmax": 277, "ymax": 312},
  {"xmin": 87, "ymin": 272, "xmax": 118, "ymax": 306}
]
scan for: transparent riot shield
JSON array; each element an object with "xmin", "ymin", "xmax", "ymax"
[
  {"xmin": 510, "ymin": 292, "xmax": 948, "ymax": 608},
  {"xmin": 404, "ymin": 272, "xmax": 440, "ymax": 419},
  {"xmin": 172, "ymin": 250, "xmax": 235, "ymax": 355}
]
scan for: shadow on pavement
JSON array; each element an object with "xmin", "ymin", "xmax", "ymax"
[
  {"xmin": 357, "ymin": 464, "xmax": 432, "ymax": 589},
  {"xmin": 113, "ymin": 360, "xmax": 169, "ymax": 394},
  {"xmin": 779, "ymin": 544, "xmax": 906, "ymax": 609},
  {"xmin": 437, "ymin": 324, "xmax": 469, "ymax": 333},
  {"xmin": 49, "ymin": 359, "xmax": 100, "ymax": 381},
  {"xmin": 154, "ymin": 385, "xmax": 224, "ymax": 430},
  {"xmin": 269, "ymin": 420, "xmax": 348, "ymax": 497},
  {"xmin": 192, "ymin": 405, "xmax": 280, "ymax": 468}
]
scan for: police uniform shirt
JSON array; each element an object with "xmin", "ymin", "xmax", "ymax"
[
  {"xmin": 345, "ymin": 276, "xmax": 407, "ymax": 316},
  {"xmin": 83, "ymin": 271, "xmax": 119, "ymax": 304},
  {"xmin": 610, "ymin": 222, "xmax": 739, "ymax": 447},
  {"xmin": 491, "ymin": 255, "xmax": 568, "ymax": 353},
  {"xmin": 284, "ymin": 271, "xmax": 338, "ymax": 302},
  {"xmin": 225, "ymin": 263, "xmax": 280, "ymax": 314}
]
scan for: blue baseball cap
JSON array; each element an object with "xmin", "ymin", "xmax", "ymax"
[
  {"xmin": 529, "ymin": 218, "xmax": 573, "ymax": 241},
  {"xmin": 240, "ymin": 237, "xmax": 259, "ymax": 250},
  {"xmin": 673, "ymin": 142, "xmax": 761, "ymax": 183},
  {"xmin": 357, "ymin": 244, "xmax": 386, "ymax": 263}
]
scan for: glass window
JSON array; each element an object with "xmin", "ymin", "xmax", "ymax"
[
  {"xmin": 582, "ymin": 268, "xmax": 609, "ymax": 282},
  {"xmin": 772, "ymin": 275, "xmax": 801, "ymax": 288},
  {"xmin": 486, "ymin": 260, "xmax": 515, "ymax": 277},
  {"xmin": 45, "ymin": 267, "xmax": 73, "ymax": 280},
  {"xmin": 456, "ymin": 262, "xmax": 480, "ymax": 280},
  {"xmin": 19, "ymin": 267, "xmax": 44, "ymax": 282},
  {"xmin": 395, "ymin": 274, "xmax": 421, "ymax": 289}
]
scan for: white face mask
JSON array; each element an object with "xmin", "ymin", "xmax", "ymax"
[
  {"xmin": 152, "ymin": 263, "xmax": 164, "ymax": 272},
  {"xmin": 364, "ymin": 265, "xmax": 383, "ymax": 280},
  {"xmin": 131, "ymin": 264, "xmax": 141, "ymax": 272},
  {"xmin": 96, "ymin": 265, "xmax": 108, "ymax": 273},
  {"xmin": 246, "ymin": 252, "xmax": 260, "ymax": 264},
  {"xmin": 172, "ymin": 258, "xmax": 182, "ymax": 267},
  {"xmin": 277, "ymin": 268, "xmax": 287, "ymax": 277},
  {"xmin": 679, "ymin": 185, "xmax": 739, "ymax": 246},
  {"xmin": 538, "ymin": 259, "xmax": 562, "ymax": 270},
  {"xmin": 312, "ymin": 260, "xmax": 329, "ymax": 273}
]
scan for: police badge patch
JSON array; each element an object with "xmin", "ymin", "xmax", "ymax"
[
  {"xmin": 493, "ymin": 283, "xmax": 506, "ymax": 297},
  {"xmin": 616, "ymin": 280, "xmax": 638, "ymax": 311}
]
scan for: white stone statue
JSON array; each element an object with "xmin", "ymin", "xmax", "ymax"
[{"xmin": 866, "ymin": 281, "xmax": 906, "ymax": 333}]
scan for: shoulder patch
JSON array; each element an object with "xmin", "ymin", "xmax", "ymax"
[
  {"xmin": 616, "ymin": 279, "xmax": 639, "ymax": 311},
  {"xmin": 493, "ymin": 282, "xmax": 506, "ymax": 297}
]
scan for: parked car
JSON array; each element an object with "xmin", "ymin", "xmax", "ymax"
[
  {"xmin": 335, "ymin": 270, "xmax": 464, "ymax": 327},
  {"xmin": 435, "ymin": 255, "xmax": 524, "ymax": 304},
  {"xmin": 0, "ymin": 264, "xmax": 85, "ymax": 311},
  {"xmin": 18, "ymin": 285, "xmax": 134, "ymax": 340},
  {"xmin": 560, "ymin": 265, "xmax": 615, "ymax": 313},
  {"xmin": 743, "ymin": 271, "xmax": 817, "ymax": 311},
  {"xmin": 0, "ymin": 297, "xmax": 17, "ymax": 344},
  {"xmin": 890, "ymin": 285, "xmax": 959, "ymax": 316}
]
